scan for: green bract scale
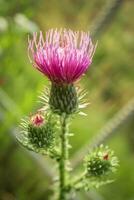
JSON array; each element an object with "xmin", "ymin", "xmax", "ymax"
[
  {"xmin": 85, "ymin": 145, "xmax": 119, "ymax": 178},
  {"xmin": 27, "ymin": 122, "xmax": 54, "ymax": 150},
  {"xmin": 49, "ymin": 83, "xmax": 78, "ymax": 115},
  {"xmin": 86, "ymin": 156, "xmax": 111, "ymax": 177}
]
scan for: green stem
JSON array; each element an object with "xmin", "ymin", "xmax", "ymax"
[{"xmin": 59, "ymin": 113, "xmax": 68, "ymax": 200}]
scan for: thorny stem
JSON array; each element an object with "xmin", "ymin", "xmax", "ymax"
[{"xmin": 59, "ymin": 113, "xmax": 69, "ymax": 200}]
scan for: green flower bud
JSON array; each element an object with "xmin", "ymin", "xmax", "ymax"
[
  {"xmin": 49, "ymin": 83, "xmax": 78, "ymax": 115},
  {"xmin": 85, "ymin": 145, "xmax": 119, "ymax": 178},
  {"xmin": 28, "ymin": 114, "xmax": 54, "ymax": 150},
  {"xmin": 18, "ymin": 112, "xmax": 55, "ymax": 154}
]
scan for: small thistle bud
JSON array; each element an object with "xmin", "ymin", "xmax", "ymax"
[
  {"xmin": 28, "ymin": 113, "xmax": 55, "ymax": 150},
  {"xmin": 85, "ymin": 145, "xmax": 119, "ymax": 178},
  {"xmin": 49, "ymin": 83, "xmax": 78, "ymax": 115},
  {"xmin": 18, "ymin": 112, "xmax": 55, "ymax": 154}
]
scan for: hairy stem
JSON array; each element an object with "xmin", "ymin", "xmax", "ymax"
[{"xmin": 59, "ymin": 113, "xmax": 69, "ymax": 200}]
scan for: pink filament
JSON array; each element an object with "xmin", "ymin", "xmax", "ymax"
[{"xmin": 28, "ymin": 29, "xmax": 97, "ymax": 84}]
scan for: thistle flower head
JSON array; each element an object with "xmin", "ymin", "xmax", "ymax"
[
  {"xmin": 28, "ymin": 29, "xmax": 97, "ymax": 84},
  {"xmin": 85, "ymin": 145, "xmax": 119, "ymax": 178}
]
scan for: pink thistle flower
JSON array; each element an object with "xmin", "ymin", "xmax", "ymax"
[
  {"xmin": 30, "ymin": 113, "xmax": 44, "ymax": 127},
  {"xmin": 28, "ymin": 29, "xmax": 97, "ymax": 84}
]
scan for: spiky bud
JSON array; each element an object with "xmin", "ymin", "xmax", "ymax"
[
  {"xmin": 28, "ymin": 113, "xmax": 54, "ymax": 150},
  {"xmin": 18, "ymin": 112, "xmax": 55, "ymax": 154},
  {"xmin": 49, "ymin": 83, "xmax": 78, "ymax": 115},
  {"xmin": 85, "ymin": 145, "xmax": 119, "ymax": 178}
]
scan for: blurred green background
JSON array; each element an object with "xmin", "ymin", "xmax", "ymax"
[{"xmin": 0, "ymin": 0, "xmax": 134, "ymax": 199}]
